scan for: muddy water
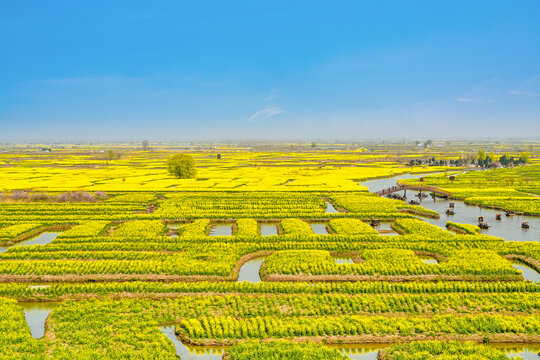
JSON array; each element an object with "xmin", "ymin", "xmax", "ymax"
[
  {"xmin": 260, "ymin": 224, "xmax": 278, "ymax": 236},
  {"xmin": 0, "ymin": 232, "xmax": 60, "ymax": 253},
  {"xmin": 237, "ymin": 257, "xmax": 266, "ymax": 282},
  {"xmin": 310, "ymin": 222, "xmax": 329, "ymax": 234},
  {"xmin": 359, "ymin": 173, "xmax": 539, "ymax": 242},
  {"xmin": 19, "ymin": 302, "xmax": 58, "ymax": 339},
  {"xmin": 209, "ymin": 225, "xmax": 232, "ymax": 236},
  {"xmin": 512, "ymin": 262, "xmax": 540, "ymax": 283}
]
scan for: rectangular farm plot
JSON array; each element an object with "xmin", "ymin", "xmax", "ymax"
[{"xmin": 155, "ymin": 192, "xmax": 327, "ymax": 219}]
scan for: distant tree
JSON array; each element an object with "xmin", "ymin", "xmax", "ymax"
[
  {"xmin": 426, "ymin": 139, "xmax": 433, "ymax": 146},
  {"xmin": 519, "ymin": 152, "xmax": 531, "ymax": 163},
  {"xmin": 477, "ymin": 149, "xmax": 486, "ymax": 161},
  {"xmin": 142, "ymin": 140, "xmax": 150, "ymax": 151},
  {"xmin": 107, "ymin": 150, "xmax": 116, "ymax": 161},
  {"xmin": 311, "ymin": 142, "xmax": 316, "ymax": 149},
  {"xmin": 167, "ymin": 154, "xmax": 197, "ymax": 179}
]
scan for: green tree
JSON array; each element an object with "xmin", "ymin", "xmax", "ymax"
[
  {"xmin": 311, "ymin": 142, "xmax": 316, "ymax": 149},
  {"xmin": 477, "ymin": 149, "xmax": 486, "ymax": 161},
  {"xmin": 519, "ymin": 152, "xmax": 531, "ymax": 163},
  {"xmin": 166, "ymin": 154, "xmax": 197, "ymax": 179}
]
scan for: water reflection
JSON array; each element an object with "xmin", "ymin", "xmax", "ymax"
[
  {"xmin": 159, "ymin": 326, "xmax": 224, "ymax": 359},
  {"xmin": 335, "ymin": 257, "xmax": 355, "ymax": 264},
  {"xmin": 359, "ymin": 173, "xmax": 539, "ymax": 242},
  {"xmin": 512, "ymin": 262, "xmax": 540, "ymax": 283},
  {"xmin": 19, "ymin": 302, "xmax": 58, "ymax": 339},
  {"xmin": 237, "ymin": 257, "xmax": 265, "ymax": 282},
  {"xmin": 326, "ymin": 201, "xmax": 339, "ymax": 213},
  {"xmin": 0, "ymin": 232, "xmax": 60, "ymax": 253},
  {"xmin": 417, "ymin": 255, "xmax": 438, "ymax": 264},
  {"xmin": 310, "ymin": 222, "xmax": 329, "ymax": 235},
  {"xmin": 209, "ymin": 225, "xmax": 232, "ymax": 236},
  {"xmin": 260, "ymin": 224, "xmax": 278, "ymax": 236}
]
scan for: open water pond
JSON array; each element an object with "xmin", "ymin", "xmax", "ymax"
[
  {"xmin": 309, "ymin": 222, "xmax": 329, "ymax": 234},
  {"xmin": 209, "ymin": 224, "xmax": 232, "ymax": 236},
  {"xmin": 325, "ymin": 201, "xmax": 339, "ymax": 213},
  {"xmin": 19, "ymin": 302, "xmax": 59, "ymax": 339},
  {"xmin": 359, "ymin": 173, "xmax": 539, "ymax": 242},
  {"xmin": 259, "ymin": 223, "xmax": 278, "ymax": 236},
  {"xmin": 237, "ymin": 257, "xmax": 266, "ymax": 282}
]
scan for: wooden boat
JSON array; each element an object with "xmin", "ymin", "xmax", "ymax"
[{"xmin": 478, "ymin": 222, "xmax": 489, "ymax": 229}]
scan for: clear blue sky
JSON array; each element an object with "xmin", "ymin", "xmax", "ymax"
[{"xmin": 1, "ymin": 1, "xmax": 539, "ymax": 142}]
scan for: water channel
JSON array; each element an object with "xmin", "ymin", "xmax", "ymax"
[
  {"xmin": 359, "ymin": 172, "xmax": 539, "ymax": 242},
  {"xmin": 237, "ymin": 257, "xmax": 266, "ymax": 282},
  {"xmin": 0, "ymin": 232, "xmax": 60, "ymax": 253},
  {"xmin": 310, "ymin": 222, "xmax": 329, "ymax": 234},
  {"xmin": 157, "ymin": 330, "xmax": 540, "ymax": 360}
]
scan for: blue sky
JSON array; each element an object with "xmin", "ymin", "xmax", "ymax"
[{"xmin": 1, "ymin": 1, "xmax": 539, "ymax": 142}]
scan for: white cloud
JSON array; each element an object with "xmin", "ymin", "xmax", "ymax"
[
  {"xmin": 508, "ymin": 75, "xmax": 540, "ymax": 97},
  {"xmin": 456, "ymin": 97, "xmax": 495, "ymax": 104},
  {"xmin": 248, "ymin": 107, "xmax": 284, "ymax": 122},
  {"xmin": 507, "ymin": 90, "xmax": 540, "ymax": 97}
]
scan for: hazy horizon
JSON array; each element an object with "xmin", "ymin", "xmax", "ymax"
[{"xmin": 1, "ymin": 1, "xmax": 540, "ymax": 142}]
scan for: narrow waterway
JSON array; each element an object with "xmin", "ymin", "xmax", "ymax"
[
  {"xmin": 359, "ymin": 173, "xmax": 539, "ymax": 242},
  {"xmin": 0, "ymin": 232, "xmax": 60, "ymax": 253},
  {"xmin": 326, "ymin": 201, "xmax": 339, "ymax": 213},
  {"xmin": 156, "ymin": 332, "xmax": 540, "ymax": 360},
  {"xmin": 512, "ymin": 262, "xmax": 540, "ymax": 283},
  {"xmin": 160, "ymin": 326, "xmax": 224, "ymax": 359},
  {"xmin": 310, "ymin": 222, "xmax": 329, "ymax": 234},
  {"xmin": 19, "ymin": 302, "xmax": 58, "ymax": 339},
  {"xmin": 237, "ymin": 257, "xmax": 265, "ymax": 282}
]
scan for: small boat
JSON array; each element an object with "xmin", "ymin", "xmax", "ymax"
[
  {"xmin": 478, "ymin": 222, "xmax": 489, "ymax": 229},
  {"xmin": 446, "ymin": 209, "xmax": 455, "ymax": 215},
  {"xmin": 521, "ymin": 222, "xmax": 530, "ymax": 229},
  {"xmin": 505, "ymin": 211, "xmax": 514, "ymax": 217},
  {"xmin": 409, "ymin": 200, "xmax": 419, "ymax": 205},
  {"xmin": 370, "ymin": 219, "xmax": 381, "ymax": 227},
  {"xmin": 495, "ymin": 214, "xmax": 501, "ymax": 220}
]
